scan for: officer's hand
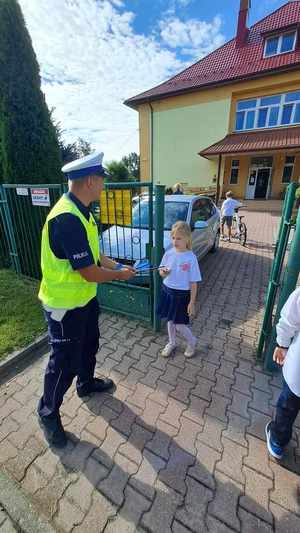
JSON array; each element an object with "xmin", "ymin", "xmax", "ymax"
[
  {"xmin": 273, "ymin": 347, "xmax": 288, "ymax": 366},
  {"xmin": 118, "ymin": 268, "xmax": 136, "ymax": 281}
]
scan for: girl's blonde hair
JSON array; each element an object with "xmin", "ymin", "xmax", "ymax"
[{"xmin": 171, "ymin": 221, "xmax": 192, "ymax": 250}]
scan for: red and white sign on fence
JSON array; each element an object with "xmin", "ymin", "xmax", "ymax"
[{"xmin": 31, "ymin": 188, "xmax": 50, "ymax": 207}]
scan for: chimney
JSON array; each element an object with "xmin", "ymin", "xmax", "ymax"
[{"xmin": 236, "ymin": 0, "xmax": 250, "ymax": 47}]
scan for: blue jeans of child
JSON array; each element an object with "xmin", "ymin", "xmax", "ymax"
[{"xmin": 270, "ymin": 378, "xmax": 300, "ymax": 447}]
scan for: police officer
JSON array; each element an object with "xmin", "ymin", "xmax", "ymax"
[{"xmin": 38, "ymin": 151, "xmax": 135, "ymax": 448}]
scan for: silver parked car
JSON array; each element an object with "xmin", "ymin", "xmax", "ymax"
[{"xmin": 100, "ymin": 195, "xmax": 220, "ymax": 265}]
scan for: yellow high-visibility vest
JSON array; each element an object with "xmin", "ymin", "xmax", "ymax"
[{"xmin": 39, "ymin": 194, "xmax": 99, "ymax": 309}]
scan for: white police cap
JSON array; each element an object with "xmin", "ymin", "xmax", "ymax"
[{"xmin": 62, "ymin": 151, "xmax": 109, "ymax": 180}]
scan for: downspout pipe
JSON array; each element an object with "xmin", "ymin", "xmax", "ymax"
[{"xmin": 149, "ymin": 102, "xmax": 154, "ymax": 184}]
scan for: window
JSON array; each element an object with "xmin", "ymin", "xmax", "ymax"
[
  {"xmin": 282, "ymin": 156, "xmax": 295, "ymax": 184},
  {"xmin": 235, "ymin": 91, "xmax": 300, "ymax": 131},
  {"xmin": 251, "ymin": 157, "xmax": 273, "ymax": 168},
  {"xmin": 191, "ymin": 199, "xmax": 213, "ymax": 223},
  {"xmin": 264, "ymin": 31, "xmax": 296, "ymax": 58},
  {"xmin": 230, "ymin": 160, "xmax": 239, "ymax": 185},
  {"xmin": 131, "ymin": 200, "xmax": 189, "ymax": 230}
]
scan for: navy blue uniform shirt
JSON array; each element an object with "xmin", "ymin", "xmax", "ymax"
[{"xmin": 48, "ymin": 192, "xmax": 96, "ymax": 270}]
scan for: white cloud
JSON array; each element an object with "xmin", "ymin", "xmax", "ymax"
[
  {"xmin": 176, "ymin": 0, "xmax": 193, "ymax": 6},
  {"xmin": 18, "ymin": 0, "xmax": 224, "ymax": 162},
  {"xmin": 160, "ymin": 15, "xmax": 225, "ymax": 59}
]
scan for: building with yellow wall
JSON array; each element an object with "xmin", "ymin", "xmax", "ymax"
[{"xmin": 125, "ymin": 1, "xmax": 300, "ymax": 200}]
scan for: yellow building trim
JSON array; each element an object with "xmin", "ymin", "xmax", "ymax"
[{"xmin": 139, "ymin": 104, "xmax": 151, "ymax": 182}]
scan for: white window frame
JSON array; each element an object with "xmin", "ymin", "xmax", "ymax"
[
  {"xmin": 264, "ymin": 31, "xmax": 297, "ymax": 58},
  {"xmin": 281, "ymin": 156, "xmax": 295, "ymax": 184},
  {"xmin": 229, "ymin": 160, "xmax": 240, "ymax": 185},
  {"xmin": 235, "ymin": 91, "xmax": 300, "ymax": 132}
]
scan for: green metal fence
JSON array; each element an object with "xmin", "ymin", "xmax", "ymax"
[
  {"xmin": 0, "ymin": 211, "xmax": 10, "ymax": 269},
  {"xmin": 0, "ymin": 181, "xmax": 165, "ymax": 330},
  {"xmin": 0, "ymin": 184, "xmax": 64, "ymax": 278},
  {"xmin": 257, "ymin": 182, "xmax": 300, "ymax": 370}
]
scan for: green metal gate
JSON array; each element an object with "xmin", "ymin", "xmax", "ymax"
[
  {"xmin": 97, "ymin": 182, "xmax": 164, "ymax": 331},
  {"xmin": 257, "ymin": 182, "xmax": 300, "ymax": 370},
  {"xmin": 0, "ymin": 181, "xmax": 165, "ymax": 330}
]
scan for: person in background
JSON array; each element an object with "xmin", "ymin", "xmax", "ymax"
[
  {"xmin": 166, "ymin": 187, "xmax": 173, "ymax": 195},
  {"xmin": 220, "ymin": 190, "xmax": 242, "ymax": 242},
  {"xmin": 37, "ymin": 151, "xmax": 136, "ymax": 448},
  {"xmin": 173, "ymin": 183, "xmax": 184, "ymax": 195},
  {"xmin": 266, "ymin": 287, "xmax": 300, "ymax": 460}
]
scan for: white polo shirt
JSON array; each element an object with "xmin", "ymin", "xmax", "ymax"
[
  {"xmin": 221, "ymin": 199, "xmax": 242, "ymax": 217},
  {"xmin": 276, "ymin": 288, "xmax": 300, "ymax": 396}
]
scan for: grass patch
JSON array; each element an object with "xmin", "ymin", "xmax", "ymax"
[{"xmin": 0, "ymin": 269, "xmax": 46, "ymax": 360}]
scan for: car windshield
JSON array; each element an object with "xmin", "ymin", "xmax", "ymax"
[{"xmin": 131, "ymin": 200, "xmax": 189, "ymax": 230}]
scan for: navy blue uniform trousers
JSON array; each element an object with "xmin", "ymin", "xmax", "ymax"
[{"xmin": 38, "ymin": 297, "xmax": 100, "ymax": 419}]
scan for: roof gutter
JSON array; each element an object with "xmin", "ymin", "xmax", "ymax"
[{"xmin": 124, "ymin": 62, "xmax": 300, "ymax": 109}]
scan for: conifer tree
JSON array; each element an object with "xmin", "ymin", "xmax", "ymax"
[{"xmin": 0, "ymin": 0, "xmax": 62, "ymax": 183}]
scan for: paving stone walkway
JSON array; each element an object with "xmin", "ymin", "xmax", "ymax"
[
  {"xmin": 1, "ymin": 207, "xmax": 300, "ymax": 532},
  {"xmin": 0, "ymin": 508, "xmax": 18, "ymax": 533}
]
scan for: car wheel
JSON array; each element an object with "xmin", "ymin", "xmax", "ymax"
[{"xmin": 210, "ymin": 231, "xmax": 220, "ymax": 253}]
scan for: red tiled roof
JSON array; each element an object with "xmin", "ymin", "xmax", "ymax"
[
  {"xmin": 125, "ymin": 2, "xmax": 300, "ymax": 108},
  {"xmin": 199, "ymin": 126, "xmax": 300, "ymax": 157}
]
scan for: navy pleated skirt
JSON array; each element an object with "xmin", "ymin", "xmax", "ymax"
[{"xmin": 157, "ymin": 284, "xmax": 190, "ymax": 325}]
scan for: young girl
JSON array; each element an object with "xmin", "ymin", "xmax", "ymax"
[{"xmin": 158, "ymin": 221, "xmax": 202, "ymax": 358}]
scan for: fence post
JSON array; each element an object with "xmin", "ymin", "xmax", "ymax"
[
  {"xmin": 264, "ymin": 203, "xmax": 300, "ymax": 371},
  {"xmin": 153, "ymin": 185, "xmax": 165, "ymax": 332},
  {"xmin": 0, "ymin": 185, "xmax": 21, "ymax": 274},
  {"xmin": 257, "ymin": 182, "xmax": 297, "ymax": 359}
]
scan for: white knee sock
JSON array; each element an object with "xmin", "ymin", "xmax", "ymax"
[
  {"xmin": 167, "ymin": 321, "xmax": 176, "ymax": 346},
  {"xmin": 175, "ymin": 324, "xmax": 196, "ymax": 346}
]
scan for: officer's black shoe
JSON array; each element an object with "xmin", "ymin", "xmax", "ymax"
[
  {"xmin": 38, "ymin": 414, "xmax": 67, "ymax": 448},
  {"xmin": 77, "ymin": 377, "xmax": 115, "ymax": 398}
]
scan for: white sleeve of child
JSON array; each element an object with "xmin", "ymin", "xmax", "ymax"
[
  {"xmin": 190, "ymin": 255, "xmax": 202, "ymax": 282},
  {"xmin": 159, "ymin": 251, "xmax": 168, "ymax": 268},
  {"xmin": 276, "ymin": 288, "xmax": 300, "ymax": 348}
]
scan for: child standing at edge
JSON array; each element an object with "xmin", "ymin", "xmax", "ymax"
[
  {"xmin": 158, "ymin": 221, "xmax": 201, "ymax": 358},
  {"xmin": 266, "ymin": 287, "xmax": 300, "ymax": 460}
]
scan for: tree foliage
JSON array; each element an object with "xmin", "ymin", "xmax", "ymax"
[
  {"xmin": 106, "ymin": 160, "xmax": 130, "ymax": 182},
  {"xmin": 54, "ymin": 121, "xmax": 93, "ymax": 164},
  {"xmin": 0, "ymin": 0, "xmax": 62, "ymax": 183},
  {"xmin": 122, "ymin": 152, "xmax": 140, "ymax": 181}
]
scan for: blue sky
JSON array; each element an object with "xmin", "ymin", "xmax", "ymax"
[
  {"xmin": 18, "ymin": 0, "xmax": 288, "ymax": 160},
  {"xmin": 125, "ymin": 0, "xmax": 284, "ymax": 43}
]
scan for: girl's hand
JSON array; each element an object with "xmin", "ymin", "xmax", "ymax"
[
  {"xmin": 159, "ymin": 267, "xmax": 170, "ymax": 278},
  {"xmin": 126, "ymin": 265, "xmax": 136, "ymax": 273},
  {"xmin": 188, "ymin": 301, "xmax": 195, "ymax": 317},
  {"xmin": 273, "ymin": 347, "xmax": 288, "ymax": 366}
]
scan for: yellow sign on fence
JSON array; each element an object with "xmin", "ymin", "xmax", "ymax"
[{"xmin": 100, "ymin": 190, "xmax": 132, "ymax": 225}]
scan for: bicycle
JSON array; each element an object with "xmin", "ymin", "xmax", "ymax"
[{"xmin": 232, "ymin": 206, "xmax": 247, "ymax": 246}]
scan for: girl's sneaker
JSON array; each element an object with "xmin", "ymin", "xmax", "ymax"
[
  {"xmin": 265, "ymin": 422, "xmax": 283, "ymax": 460},
  {"xmin": 184, "ymin": 341, "xmax": 197, "ymax": 358},
  {"xmin": 161, "ymin": 343, "xmax": 176, "ymax": 357}
]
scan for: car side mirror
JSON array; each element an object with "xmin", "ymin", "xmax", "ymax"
[{"xmin": 194, "ymin": 220, "xmax": 208, "ymax": 230}]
